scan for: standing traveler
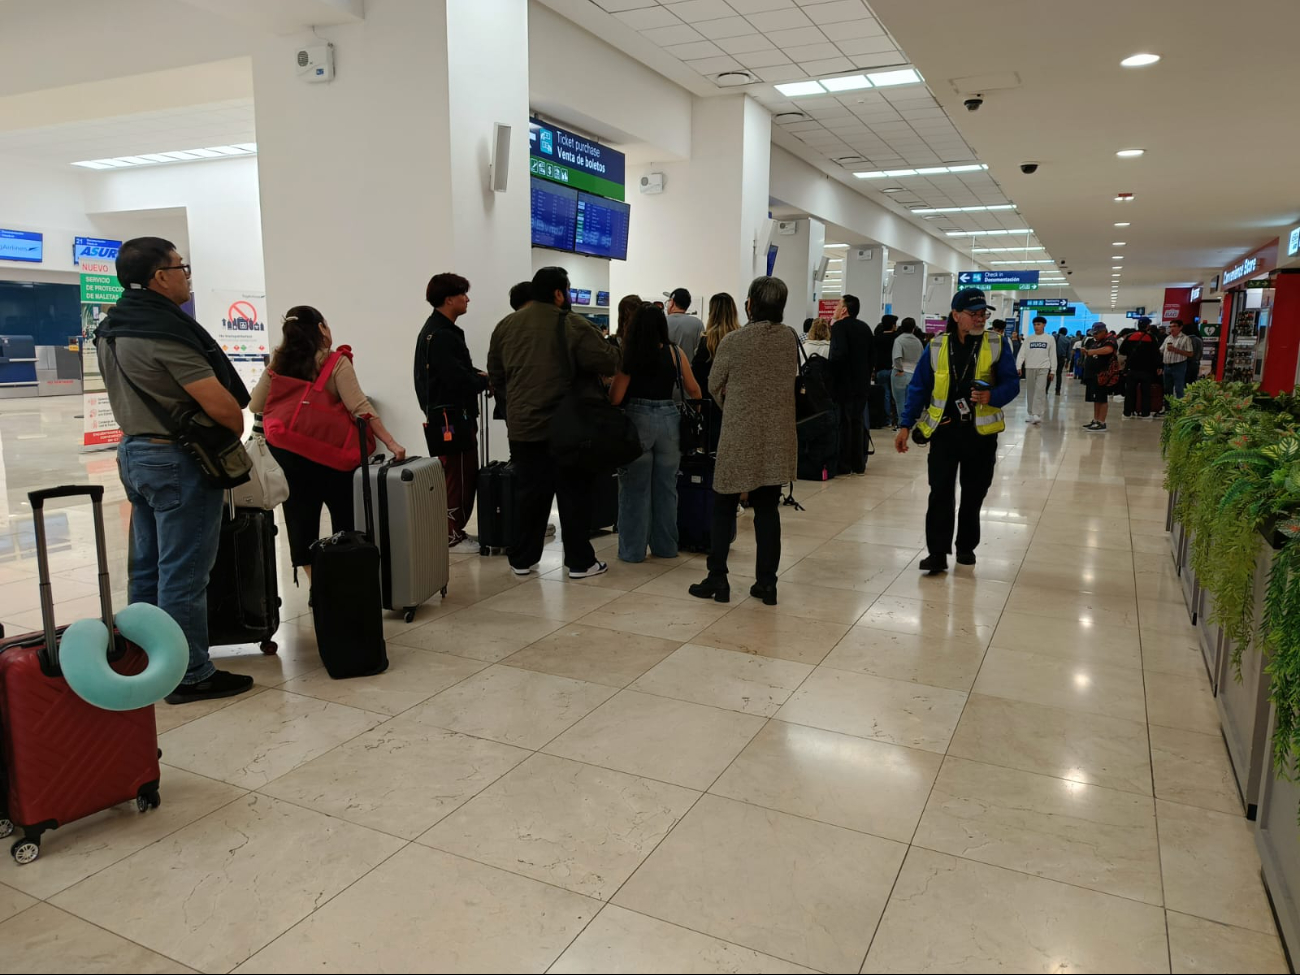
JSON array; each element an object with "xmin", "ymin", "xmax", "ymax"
[
  {"xmin": 254, "ymin": 304, "xmax": 406, "ymax": 570},
  {"xmin": 96, "ymin": 237, "xmax": 254, "ymax": 704},
  {"xmin": 873, "ymin": 314, "xmax": 898, "ymax": 425},
  {"xmin": 797, "ymin": 318, "xmax": 839, "ymax": 481},
  {"xmin": 891, "ymin": 318, "xmax": 924, "ymax": 422},
  {"xmin": 1161, "ymin": 320, "xmax": 1196, "ymax": 401},
  {"xmin": 1054, "ymin": 327, "xmax": 1072, "ymax": 394},
  {"xmin": 665, "ymin": 287, "xmax": 705, "ymax": 360},
  {"xmin": 508, "ymin": 281, "xmax": 533, "ymax": 312},
  {"xmin": 829, "ymin": 294, "xmax": 874, "ymax": 475},
  {"xmin": 1080, "ymin": 323, "xmax": 1119, "ymax": 432},
  {"xmin": 487, "ymin": 266, "xmax": 621, "ymax": 578},
  {"xmin": 1016, "ymin": 316, "xmax": 1055, "ymax": 424},
  {"xmin": 414, "ymin": 273, "xmax": 488, "ymax": 552},
  {"xmin": 688, "ymin": 276, "xmax": 798, "ymax": 606},
  {"xmin": 1119, "ymin": 317, "xmax": 1161, "ymax": 418},
  {"xmin": 1185, "ymin": 321, "xmax": 1204, "ymax": 383},
  {"xmin": 693, "ymin": 293, "xmax": 740, "ymax": 454},
  {"xmin": 804, "ymin": 318, "xmax": 832, "ymax": 359},
  {"xmin": 895, "ymin": 288, "xmax": 1020, "ymax": 574},
  {"xmin": 610, "ymin": 304, "xmax": 701, "ymax": 563}
]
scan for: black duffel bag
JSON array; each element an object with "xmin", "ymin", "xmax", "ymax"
[{"xmin": 547, "ymin": 311, "xmax": 642, "ymax": 473}]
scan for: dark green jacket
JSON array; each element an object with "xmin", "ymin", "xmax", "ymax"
[{"xmin": 486, "ymin": 303, "xmax": 620, "ymax": 442}]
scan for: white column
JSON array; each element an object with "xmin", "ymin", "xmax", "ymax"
[
  {"xmin": 252, "ymin": 0, "xmax": 531, "ymax": 455},
  {"xmin": 611, "ymin": 95, "xmax": 771, "ymax": 314},
  {"xmin": 842, "ymin": 244, "xmax": 887, "ymax": 323},
  {"xmin": 772, "ymin": 218, "xmax": 824, "ymax": 324},
  {"xmin": 892, "ymin": 261, "xmax": 926, "ymax": 326},
  {"xmin": 925, "ymin": 272, "xmax": 954, "ymax": 321}
]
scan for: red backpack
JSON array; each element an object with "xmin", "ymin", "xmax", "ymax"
[{"xmin": 262, "ymin": 347, "xmax": 375, "ymax": 470}]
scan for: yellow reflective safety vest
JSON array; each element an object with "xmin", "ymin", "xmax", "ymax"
[{"xmin": 915, "ymin": 332, "xmax": 1006, "ymax": 440}]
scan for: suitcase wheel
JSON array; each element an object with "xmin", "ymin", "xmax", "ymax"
[
  {"xmin": 403, "ymin": 608, "xmax": 417, "ymax": 623},
  {"xmin": 260, "ymin": 640, "xmax": 279, "ymax": 655},
  {"xmin": 136, "ymin": 790, "xmax": 161, "ymax": 813},
  {"xmin": 11, "ymin": 838, "xmax": 38, "ymax": 865},
  {"xmin": 480, "ymin": 545, "xmax": 490, "ymax": 557},
  {"xmin": 0, "ymin": 818, "xmax": 11, "ymax": 840},
  {"xmin": 440, "ymin": 586, "xmax": 448, "ymax": 597}
]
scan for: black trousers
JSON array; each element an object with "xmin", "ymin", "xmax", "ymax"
[
  {"xmin": 268, "ymin": 444, "xmax": 356, "ymax": 566},
  {"xmin": 1124, "ymin": 370, "xmax": 1156, "ymax": 416},
  {"xmin": 837, "ymin": 395, "xmax": 868, "ymax": 474},
  {"xmin": 507, "ymin": 439, "xmax": 597, "ymax": 572},
  {"xmin": 925, "ymin": 423, "xmax": 998, "ymax": 558},
  {"xmin": 708, "ymin": 484, "xmax": 782, "ymax": 586},
  {"xmin": 1056, "ymin": 355, "xmax": 1066, "ymax": 393}
]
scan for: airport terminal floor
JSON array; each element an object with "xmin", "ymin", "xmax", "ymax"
[{"xmin": 0, "ymin": 381, "xmax": 1286, "ymax": 974}]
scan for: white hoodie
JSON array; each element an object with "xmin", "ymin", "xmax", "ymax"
[{"xmin": 1016, "ymin": 333, "xmax": 1056, "ymax": 371}]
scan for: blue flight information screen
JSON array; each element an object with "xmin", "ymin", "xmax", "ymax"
[
  {"xmin": 574, "ymin": 192, "xmax": 630, "ymax": 261},
  {"xmin": 530, "ymin": 177, "xmax": 578, "ymax": 251},
  {"xmin": 0, "ymin": 229, "xmax": 43, "ymax": 263}
]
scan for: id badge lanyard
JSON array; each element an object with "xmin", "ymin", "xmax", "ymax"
[{"xmin": 951, "ymin": 335, "xmax": 981, "ymax": 419}]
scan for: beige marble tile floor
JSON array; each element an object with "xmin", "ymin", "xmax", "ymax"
[{"xmin": 0, "ymin": 392, "xmax": 1288, "ymax": 973}]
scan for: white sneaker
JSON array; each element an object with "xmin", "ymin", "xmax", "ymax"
[
  {"xmin": 510, "ymin": 562, "xmax": 540, "ymax": 576},
  {"xmin": 1031, "ymin": 415, "xmax": 1042, "ymax": 425},
  {"xmin": 569, "ymin": 560, "xmax": 608, "ymax": 579},
  {"xmin": 450, "ymin": 535, "xmax": 481, "ymax": 554},
  {"xmin": 545, "ymin": 523, "xmax": 557, "ymax": 537}
]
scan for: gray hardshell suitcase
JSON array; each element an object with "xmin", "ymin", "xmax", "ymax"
[{"xmin": 353, "ymin": 455, "xmax": 449, "ymax": 622}]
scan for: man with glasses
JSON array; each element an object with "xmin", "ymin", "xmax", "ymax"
[
  {"xmin": 487, "ymin": 266, "xmax": 619, "ymax": 578},
  {"xmin": 96, "ymin": 237, "xmax": 254, "ymax": 703},
  {"xmin": 895, "ymin": 288, "xmax": 1020, "ymax": 574}
]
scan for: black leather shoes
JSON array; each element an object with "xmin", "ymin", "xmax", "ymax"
[
  {"xmin": 956, "ymin": 550, "xmax": 977, "ymax": 565},
  {"xmin": 749, "ymin": 583, "xmax": 778, "ymax": 606},
  {"xmin": 919, "ymin": 555, "xmax": 948, "ymax": 574},
  {"xmin": 688, "ymin": 576, "xmax": 731, "ymax": 603}
]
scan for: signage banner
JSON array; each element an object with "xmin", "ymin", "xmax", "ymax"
[
  {"xmin": 528, "ymin": 117, "xmax": 626, "ymax": 201},
  {"xmin": 1036, "ymin": 306, "xmax": 1076, "ymax": 316},
  {"xmin": 958, "ymin": 270, "xmax": 1040, "ymax": 287},
  {"xmin": 924, "ymin": 317, "xmax": 947, "ymax": 335},
  {"xmin": 74, "ymin": 236, "xmax": 120, "ymax": 266},
  {"xmin": 210, "ymin": 289, "xmax": 270, "ymax": 389},
  {"xmin": 817, "ymin": 299, "xmax": 839, "ymax": 320},
  {"xmin": 1221, "ymin": 239, "xmax": 1278, "ymax": 288},
  {"xmin": 78, "ymin": 255, "xmax": 122, "ymax": 449},
  {"xmin": 1162, "ymin": 302, "xmax": 1181, "ymax": 320},
  {"xmin": 0, "ymin": 229, "xmax": 42, "ymax": 263},
  {"xmin": 1017, "ymin": 298, "xmax": 1068, "ymax": 308}
]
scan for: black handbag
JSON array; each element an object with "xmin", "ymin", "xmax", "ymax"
[
  {"xmin": 423, "ymin": 404, "xmax": 476, "ymax": 456},
  {"xmin": 672, "ymin": 345, "xmax": 705, "ymax": 455},
  {"xmin": 795, "ymin": 341, "xmax": 833, "ymax": 426},
  {"xmin": 548, "ymin": 311, "xmax": 643, "ymax": 473}
]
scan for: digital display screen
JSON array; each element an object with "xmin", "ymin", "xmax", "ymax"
[
  {"xmin": 74, "ymin": 236, "xmax": 120, "ymax": 265},
  {"xmin": 0, "ymin": 229, "xmax": 43, "ymax": 263},
  {"xmin": 530, "ymin": 177, "xmax": 578, "ymax": 252},
  {"xmin": 574, "ymin": 192, "xmax": 630, "ymax": 261},
  {"xmin": 570, "ymin": 288, "xmax": 592, "ymax": 306},
  {"xmin": 597, "ymin": 291, "xmax": 610, "ymax": 306}
]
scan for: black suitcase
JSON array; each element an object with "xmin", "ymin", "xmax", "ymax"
[
  {"xmin": 477, "ymin": 392, "xmax": 522, "ymax": 555},
  {"xmin": 677, "ymin": 452, "xmax": 716, "ymax": 553},
  {"xmin": 590, "ymin": 471, "xmax": 618, "ymax": 534},
  {"xmin": 868, "ymin": 383, "xmax": 888, "ymax": 428},
  {"xmin": 308, "ymin": 419, "xmax": 388, "ymax": 679},
  {"xmin": 207, "ymin": 502, "xmax": 280, "ymax": 654}
]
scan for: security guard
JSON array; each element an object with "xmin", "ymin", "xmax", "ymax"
[{"xmin": 895, "ymin": 288, "xmax": 1020, "ymax": 573}]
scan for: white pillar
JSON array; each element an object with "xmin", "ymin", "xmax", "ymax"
[
  {"xmin": 842, "ymin": 244, "xmax": 887, "ymax": 324},
  {"xmin": 612, "ymin": 95, "xmax": 771, "ymax": 314},
  {"xmin": 772, "ymin": 218, "xmax": 824, "ymax": 324},
  {"xmin": 925, "ymin": 272, "xmax": 954, "ymax": 321},
  {"xmin": 892, "ymin": 261, "xmax": 926, "ymax": 326},
  {"xmin": 252, "ymin": 0, "xmax": 531, "ymax": 455}
]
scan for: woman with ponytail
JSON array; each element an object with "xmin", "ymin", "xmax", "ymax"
[{"xmin": 249, "ymin": 305, "xmax": 405, "ymax": 576}]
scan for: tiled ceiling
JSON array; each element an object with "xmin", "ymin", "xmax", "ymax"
[
  {"xmin": 590, "ymin": 0, "xmax": 1057, "ymax": 266},
  {"xmin": 0, "ymin": 99, "xmax": 255, "ymax": 166}
]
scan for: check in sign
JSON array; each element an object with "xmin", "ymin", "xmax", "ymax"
[{"xmin": 959, "ymin": 270, "xmax": 1040, "ymax": 290}]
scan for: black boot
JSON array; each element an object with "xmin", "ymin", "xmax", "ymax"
[
  {"xmin": 919, "ymin": 554, "xmax": 948, "ymax": 575},
  {"xmin": 688, "ymin": 575, "xmax": 731, "ymax": 603},
  {"xmin": 749, "ymin": 582, "xmax": 778, "ymax": 606}
]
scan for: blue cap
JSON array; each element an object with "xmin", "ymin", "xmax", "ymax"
[{"xmin": 952, "ymin": 287, "xmax": 994, "ymax": 313}]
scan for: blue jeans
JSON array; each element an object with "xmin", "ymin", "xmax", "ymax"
[
  {"xmin": 876, "ymin": 368, "xmax": 894, "ymax": 421},
  {"xmin": 891, "ymin": 371, "xmax": 912, "ymax": 425},
  {"xmin": 1163, "ymin": 361, "xmax": 1188, "ymax": 399},
  {"xmin": 118, "ymin": 438, "xmax": 224, "ymax": 683},
  {"xmin": 617, "ymin": 400, "xmax": 681, "ymax": 562}
]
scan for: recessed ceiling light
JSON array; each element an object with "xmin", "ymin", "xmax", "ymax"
[
  {"xmin": 880, "ymin": 187, "xmax": 903, "ymax": 193},
  {"xmin": 775, "ymin": 80, "xmax": 826, "ymax": 97},
  {"xmin": 1121, "ymin": 53, "xmax": 1161, "ymax": 67},
  {"xmin": 1116, "ymin": 148, "xmax": 1145, "ymax": 157},
  {"xmin": 1112, "ymin": 255, "xmax": 1125, "ymax": 259},
  {"xmin": 1112, "ymin": 241, "xmax": 1126, "ymax": 246},
  {"xmin": 944, "ymin": 229, "xmax": 1033, "ymax": 237},
  {"xmin": 1113, "ymin": 265, "xmax": 1124, "ymax": 269},
  {"xmin": 1114, "ymin": 194, "xmax": 1134, "ymax": 201},
  {"xmin": 866, "ymin": 68, "xmax": 923, "ymax": 87},
  {"xmin": 1114, "ymin": 222, "xmax": 1130, "ymax": 227},
  {"xmin": 822, "ymin": 74, "xmax": 872, "ymax": 92}
]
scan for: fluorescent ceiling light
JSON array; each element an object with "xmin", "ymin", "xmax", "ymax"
[
  {"xmin": 186, "ymin": 148, "xmax": 224, "ymax": 158},
  {"xmin": 989, "ymin": 259, "xmax": 1056, "ymax": 264},
  {"xmin": 1113, "ymin": 265, "xmax": 1124, "ymax": 269},
  {"xmin": 1112, "ymin": 255, "xmax": 1125, "ymax": 259},
  {"xmin": 775, "ymin": 80, "xmax": 826, "ymax": 97},
  {"xmin": 854, "ymin": 163, "xmax": 988, "ymax": 179},
  {"xmin": 911, "ymin": 204, "xmax": 1016, "ymax": 214},
  {"xmin": 822, "ymin": 74, "xmax": 871, "ymax": 92},
  {"xmin": 915, "ymin": 167, "xmax": 949, "ymax": 174},
  {"xmin": 1114, "ymin": 222, "xmax": 1130, "ymax": 227},
  {"xmin": 71, "ymin": 160, "xmax": 114, "ymax": 170},
  {"xmin": 867, "ymin": 68, "xmax": 922, "ymax": 87},
  {"xmin": 1112, "ymin": 241, "xmax": 1126, "ymax": 246},
  {"xmin": 1116, "ymin": 148, "xmax": 1145, "ymax": 157},
  {"xmin": 946, "ymin": 164, "xmax": 987, "ymax": 173},
  {"xmin": 158, "ymin": 150, "xmax": 202, "ymax": 159},
  {"xmin": 71, "ymin": 144, "xmax": 258, "ymax": 170},
  {"xmin": 231, "ymin": 143, "xmax": 257, "ymax": 152},
  {"xmin": 1114, "ymin": 195, "xmax": 1134, "ymax": 201},
  {"xmin": 1121, "ymin": 53, "xmax": 1161, "ymax": 67},
  {"xmin": 137, "ymin": 153, "xmax": 177, "ymax": 162},
  {"xmin": 971, "ymin": 246, "xmax": 1045, "ymax": 253},
  {"xmin": 207, "ymin": 145, "xmax": 249, "ymax": 155},
  {"xmin": 825, "ymin": 243, "xmax": 849, "ymax": 248},
  {"xmin": 944, "ymin": 229, "xmax": 1033, "ymax": 237},
  {"xmin": 884, "ymin": 169, "xmax": 917, "ymax": 177}
]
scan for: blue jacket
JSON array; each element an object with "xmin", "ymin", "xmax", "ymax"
[{"xmin": 899, "ymin": 333, "xmax": 1021, "ymax": 430}]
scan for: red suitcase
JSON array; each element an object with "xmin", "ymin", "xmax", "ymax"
[{"xmin": 0, "ymin": 485, "xmax": 161, "ymax": 865}]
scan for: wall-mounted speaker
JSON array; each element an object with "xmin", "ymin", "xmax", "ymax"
[
  {"xmin": 489, "ymin": 123, "xmax": 511, "ymax": 193},
  {"xmin": 776, "ymin": 220, "xmax": 798, "ymax": 236}
]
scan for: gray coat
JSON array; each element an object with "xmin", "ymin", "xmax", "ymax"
[{"xmin": 709, "ymin": 320, "xmax": 798, "ymax": 494}]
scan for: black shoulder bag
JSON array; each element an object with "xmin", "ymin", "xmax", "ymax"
[
  {"xmin": 795, "ymin": 339, "xmax": 833, "ymax": 426},
  {"xmin": 105, "ymin": 338, "xmax": 252, "ymax": 489},
  {"xmin": 672, "ymin": 345, "xmax": 705, "ymax": 455},
  {"xmin": 548, "ymin": 311, "xmax": 643, "ymax": 473}
]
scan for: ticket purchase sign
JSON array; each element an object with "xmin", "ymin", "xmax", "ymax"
[{"xmin": 529, "ymin": 116, "xmax": 625, "ymax": 201}]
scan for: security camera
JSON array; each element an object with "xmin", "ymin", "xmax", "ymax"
[
  {"xmin": 1020, "ymin": 162, "xmax": 1039, "ymax": 174},
  {"xmin": 1059, "ymin": 260, "xmax": 1067, "ymax": 265},
  {"xmin": 1067, "ymin": 270, "xmax": 1073, "ymax": 275},
  {"xmin": 963, "ymin": 96, "xmax": 983, "ymax": 112}
]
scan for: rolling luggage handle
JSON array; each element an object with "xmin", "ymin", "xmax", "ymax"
[
  {"xmin": 28, "ymin": 485, "xmax": 112, "ymax": 673},
  {"xmin": 356, "ymin": 416, "xmax": 376, "ymax": 542}
]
